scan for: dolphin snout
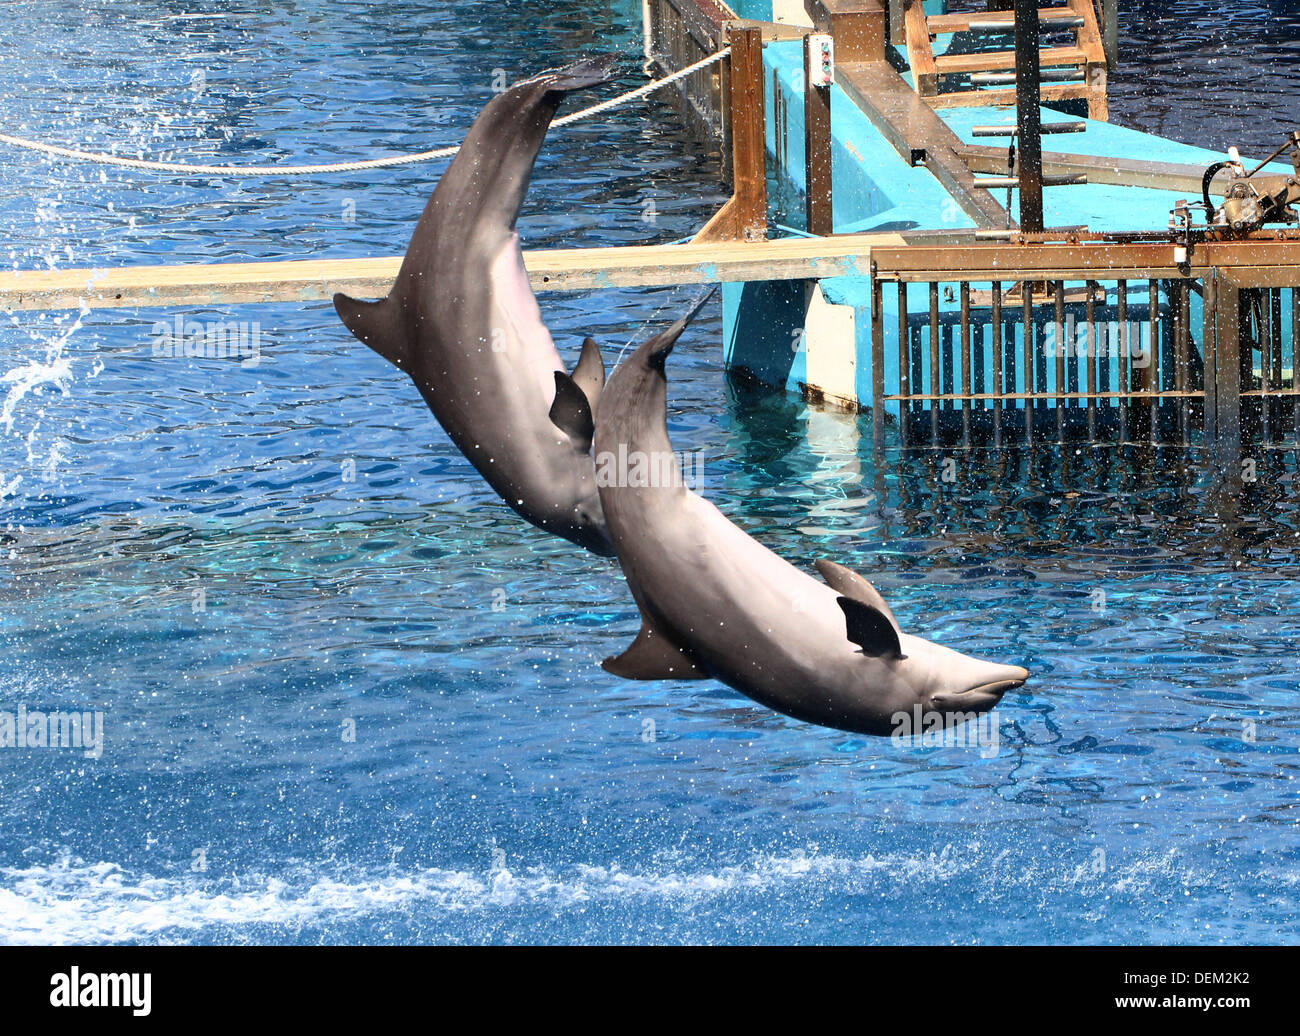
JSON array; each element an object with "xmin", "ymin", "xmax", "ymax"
[
  {"xmin": 932, "ymin": 663, "xmax": 1028, "ymax": 714},
  {"xmin": 970, "ymin": 664, "xmax": 1029, "ymax": 697},
  {"xmin": 960, "ymin": 664, "xmax": 1029, "ymax": 710}
]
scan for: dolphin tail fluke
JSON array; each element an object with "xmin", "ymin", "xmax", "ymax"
[
  {"xmin": 572, "ymin": 336, "xmax": 606, "ymax": 410},
  {"xmin": 646, "ymin": 286, "xmax": 718, "ymax": 367},
  {"xmin": 333, "ymin": 293, "xmax": 409, "ymax": 371}
]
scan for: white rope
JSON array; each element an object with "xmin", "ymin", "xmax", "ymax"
[{"xmin": 0, "ymin": 48, "xmax": 730, "ymax": 177}]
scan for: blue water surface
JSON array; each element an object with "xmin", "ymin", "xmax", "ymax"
[{"xmin": 0, "ymin": 1, "xmax": 1297, "ymax": 944}]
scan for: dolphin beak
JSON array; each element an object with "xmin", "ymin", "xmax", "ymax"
[
  {"xmin": 961, "ymin": 664, "xmax": 1029, "ymax": 709},
  {"xmin": 969, "ymin": 664, "xmax": 1029, "ymax": 698}
]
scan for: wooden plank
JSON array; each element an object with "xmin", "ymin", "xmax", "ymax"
[
  {"xmin": 804, "ymin": 36, "xmax": 834, "ymax": 236},
  {"xmin": 933, "ymin": 45, "xmax": 1087, "ymax": 74},
  {"xmin": 1066, "ymin": 0, "xmax": 1109, "ymax": 119},
  {"xmin": 928, "ymin": 80, "xmax": 1089, "ymax": 109},
  {"xmin": 902, "ymin": 0, "xmax": 939, "ymax": 94},
  {"xmin": 0, "ymin": 234, "xmax": 912, "ymax": 312},
  {"xmin": 872, "ymin": 241, "xmax": 1300, "ymax": 281},
  {"xmin": 691, "ymin": 196, "xmax": 740, "ymax": 242},
  {"xmin": 835, "ymin": 60, "xmax": 1011, "ymax": 228}
]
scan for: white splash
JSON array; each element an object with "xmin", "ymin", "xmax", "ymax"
[{"xmin": 0, "ymin": 843, "xmax": 1252, "ymax": 946}]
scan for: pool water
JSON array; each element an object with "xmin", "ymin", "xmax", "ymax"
[{"xmin": 0, "ymin": 1, "xmax": 1296, "ymax": 944}]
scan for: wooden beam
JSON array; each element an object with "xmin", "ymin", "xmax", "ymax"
[
  {"xmin": 807, "ymin": 0, "xmax": 887, "ymax": 63},
  {"xmin": 933, "ymin": 45, "xmax": 1087, "ymax": 74},
  {"xmin": 835, "ymin": 60, "xmax": 1012, "ymax": 229},
  {"xmin": 727, "ymin": 25, "xmax": 768, "ymax": 241},
  {"xmin": 0, "ymin": 234, "xmax": 912, "ymax": 312},
  {"xmin": 804, "ymin": 35, "xmax": 834, "ymax": 236},
  {"xmin": 902, "ymin": 0, "xmax": 939, "ymax": 94},
  {"xmin": 871, "ymin": 240, "xmax": 1300, "ymax": 282}
]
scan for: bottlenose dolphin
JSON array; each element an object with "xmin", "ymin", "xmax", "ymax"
[
  {"xmin": 333, "ymin": 56, "xmax": 617, "ymax": 556},
  {"xmin": 594, "ymin": 294, "xmax": 1030, "ymax": 737}
]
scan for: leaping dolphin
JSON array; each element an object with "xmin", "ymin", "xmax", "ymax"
[
  {"xmin": 593, "ymin": 294, "xmax": 1030, "ymax": 737},
  {"xmin": 333, "ymin": 56, "xmax": 617, "ymax": 556}
]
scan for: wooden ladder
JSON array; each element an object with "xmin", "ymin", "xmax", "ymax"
[{"xmin": 902, "ymin": 0, "xmax": 1108, "ymax": 119}]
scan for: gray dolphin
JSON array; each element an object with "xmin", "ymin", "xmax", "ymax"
[
  {"xmin": 333, "ymin": 56, "xmax": 617, "ymax": 556},
  {"xmin": 594, "ymin": 294, "xmax": 1030, "ymax": 737}
]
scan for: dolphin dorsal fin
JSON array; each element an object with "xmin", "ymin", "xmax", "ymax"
[
  {"xmin": 333, "ymin": 293, "xmax": 409, "ymax": 371},
  {"xmin": 571, "ymin": 337, "xmax": 606, "ymax": 411},
  {"xmin": 836, "ymin": 598, "xmax": 906, "ymax": 661},
  {"xmin": 549, "ymin": 371, "xmax": 595, "ymax": 451},
  {"xmin": 815, "ymin": 559, "xmax": 901, "ymax": 636},
  {"xmin": 602, "ymin": 617, "xmax": 706, "ymax": 681}
]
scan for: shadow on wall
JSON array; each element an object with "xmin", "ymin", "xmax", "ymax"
[{"xmin": 722, "ymin": 279, "xmax": 806, "ymax": 391}]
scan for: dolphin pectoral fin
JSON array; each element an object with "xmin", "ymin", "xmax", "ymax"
[
  {"xmin": 602, "ymin": 622, "xmax": 706, "ymax": 681},
  {"xmin": 571, "ymin": 337, "xmax": 606, "ymax": 411},
  {"xmin": 836, "ymin": 597, "xmax": 906, "ymax": 661},
  {"xmin": 815, "ymin": 559, "xmax": 901, "ymax": 636},
  {"xmin": 333, "ymin": 293, "xmax": 408, "ymax": 370},
  {"xmin": 549, "ymin": 371, "xmax": 595, "ymax": 451}
]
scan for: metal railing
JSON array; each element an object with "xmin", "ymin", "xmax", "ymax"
[{"xmin": 868, "ymin": 239, "xmax": 1300, "ymax": 460}]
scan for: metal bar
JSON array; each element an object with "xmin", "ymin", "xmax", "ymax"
[
  {"xmin": 1086, "ymin": 279, "xmax": 1097, "ymax": 439},
  {"xmin": 992, "ymin": 281, "xmax": 1004, "ymax": 448},
  {"xmin": 930, "ymin": 280, "xmax": 940, "ymax": 446},
  {"xmin": 803, "ymin": 34, "xmax": 834, "ymax": 237},
  {"xmin": 1148, "ymin": 279, "xmax": 1160, "ymax": 442},
  {"xmin": 1178, "ymin": 280, "xmax": 1190, "ymax": 444},
  {"xmin": 969, "ymin": 15, "xmax": 1085, "ymax": 32},
  {"xmin": 1118, "ymin": 279, "xmax": 1129, "ymax": 442},
  {"xmin": 872, "ymin": 267, "xmax": 886, "ymax": 454},
  {"xmin": 884, "ymin": 390, "xmax": 1203, "ymax": 401},
  {"xmin": 1261, "ymin": 286, "xmax": 1272, "ymax": 442},
  {"xmin": 1293, "ymin": 287, "xmax": 1300, "ymax": 444},
  {"xmin": 1272, "ymin": 288, "xmax": 1284, "ymax": 441},
  {"xmin": 1023, "ymin": 280, "xmax": 1035, "ymax": 441},
  {"xmin": 970, "ymin": 67, "xmax": 1082, "ymax": 86},
  {"xmin": 1055, "ymin": 280, "xmax": 1066, "ymax": 439},
  {"xmin": 1214, "ymin": 273, "xmax": 1243, "ymax": 470},
  {"xmin": 1204, "ymin": 272, "xmax": 1218, "ymax": 441},
  {"xmin": 971, "ymin": 121, "xmax": 1087, "ymax": 137},
  {"xmin": 898, "ymin": 281, "xmax": 909, "ymax": 446},
  {"xmin": 961, "ymin": 281, "xmax": 972, "ymax": 446},
  {"xmin": 1015, "ymin": 0, "xmax": 1045, "ymax": 233}
]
